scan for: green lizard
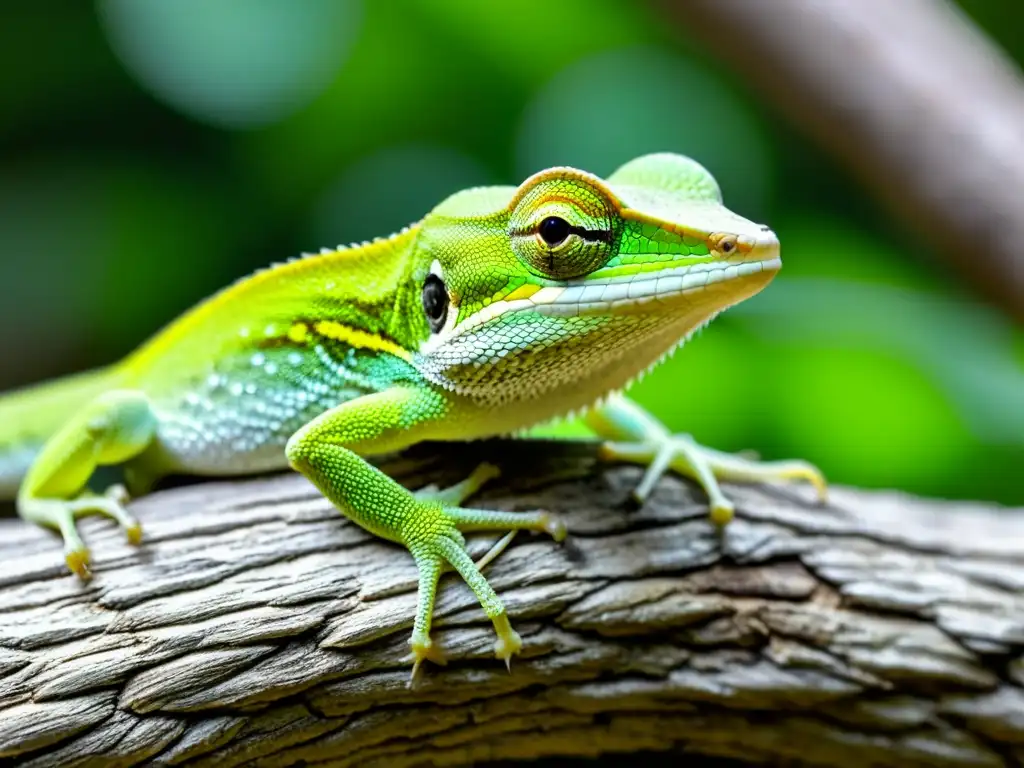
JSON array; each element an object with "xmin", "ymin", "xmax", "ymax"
[{"xmin": 0, "ymin": 152, "xmax": 824, "ymax": 673}]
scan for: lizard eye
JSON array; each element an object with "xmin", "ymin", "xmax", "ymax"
[
  {"xmin": 422, "ymin": 274, "xmax": 448, "ymax": 333},
  {"xmin": 538, "ymin": 216, "xmax": 570, "ymax": 247},
  {"xmin": 508, "ymin": 169, "xmax": 618, "ymax": 280}
]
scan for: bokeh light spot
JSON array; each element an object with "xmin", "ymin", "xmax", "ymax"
[
  {"xmin": 98, "ymin": 0, "xmax": 360, "ymax": 129},
  {"xmin": 0, "ymin": 161, "xmax": 234, "ymax": 378},
  {"xmin": 516, "ymin": 47, "xmax": 772, "ymax": 217},
  {"xmin": 309, "ymin": 145, "xmax": 491, "ymax": 246}
]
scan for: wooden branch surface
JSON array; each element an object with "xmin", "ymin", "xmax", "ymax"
[
  {"xmin": 1, "ymin": 440, "xmax": 1024, "ymax": 767},
  {"xmin": 663, "ymin": 0, "xmax": 1024, "ymax": 322}
]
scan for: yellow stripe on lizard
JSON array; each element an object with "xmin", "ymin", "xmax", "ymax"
[
  {"xmin": 502, "ymin": 283, "xmax": 542, "ymax": 302},
  {"xmin": 311, "ymin": 320, "xmax": 411, "ymax": 361}
]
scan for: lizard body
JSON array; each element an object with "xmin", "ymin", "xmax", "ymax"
[{"xmin": 1, "ymin": 153, "xmax": 824, "ymax": 673}]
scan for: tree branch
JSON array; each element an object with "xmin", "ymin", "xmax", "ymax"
[
  {"xmin": 1, "ymin": 440, "xmax": 1023, "ymax": 767},
  {"xmin": 662, "ymin": 0, "xmax": 1024, "ymax": 322}
]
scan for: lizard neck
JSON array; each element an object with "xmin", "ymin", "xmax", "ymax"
[{"xmin": 122, "ymin": 225, "xmax": 425, "ymax": 389}]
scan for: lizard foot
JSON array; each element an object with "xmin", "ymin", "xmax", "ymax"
[
  {"xmin": 409, "ymin": 631, "xmax": 448, "ymax": 683},
  {"xmin": 405, "ymin": 493, "xmax": 564, "ymax": 677},
  {"xmin": 600, "ymin": 434, "xmax": 827, "ymax": 526},
  {"xmin": 20, "ymin": 484, "xmax": 142, "ymax": 579},
  {"xmin": 492, "ymin": 612, "xmax": 522, "ymax": 672}
]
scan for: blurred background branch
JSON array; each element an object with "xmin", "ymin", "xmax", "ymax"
[{"xmin": 663, "ymin": 0, "xmax": 1024, "ymax": 322}]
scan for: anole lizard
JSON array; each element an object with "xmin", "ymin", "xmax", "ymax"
[{"xmin": 0, "ymin": 153, "xmax": 824, "ymax": 674}]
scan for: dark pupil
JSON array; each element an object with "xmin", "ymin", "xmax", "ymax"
[
  {"xmin": 422, "ymin": 274, "xmax": 448, "ymax": 332},
  {"xmin": 539, "ymin": 216, "xmax": 570, "ymax": 246}
]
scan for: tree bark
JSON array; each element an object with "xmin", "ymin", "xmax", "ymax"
[
  {"xmin": 0, "ymin": 440, "xmax": 1023, "ymax": 767},
  {"xmin": 661, "ymin": 0, "xmax": 1024, "ymax": 323}
]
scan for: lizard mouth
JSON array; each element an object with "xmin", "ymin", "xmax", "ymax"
[
  {"xmin": 531, "ymin": 256, "xmax": 781, "ymax": 317},
  {"xmin": 448, "ymin": 256, "xmax": 781, "ymax": 333}
]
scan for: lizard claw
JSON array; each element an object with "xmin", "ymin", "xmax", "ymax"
[
  {"xmin": 408, "ymin": 632, "xmax": 447, "ymax": 684},
  {"xmin": 64, "ymin": 547, "xmax": 92, "ymax": 580},
  {"xmin": 492, "ymin": 612, "xmax": 522, "ymax": 671}
]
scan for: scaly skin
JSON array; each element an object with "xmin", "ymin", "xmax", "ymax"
[{"xmin": 2, "ymin": 153, "xmax": 825, "ymax": 675}]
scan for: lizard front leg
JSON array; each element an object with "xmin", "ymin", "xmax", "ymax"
[
  {"xmin": 285, "ymin": 386, "xmax": 565, "ymax": 677},
  {"xmin": 586, "ymin": 393, "xmax": 827, "ymax": 525},
  {"xmin": 17, "ymin": 390, "xmax": 156, "ymax": 577}
]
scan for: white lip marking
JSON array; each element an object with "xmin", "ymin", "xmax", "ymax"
[
  {"xmin": 682, "ymin": 271, "xmax": 707, "ymax": 290},
  {"xmin": 706, "ymin": 268, "xmax": 728, "ymax": 285},
  {"xmin": 421, "ymin": 257, "xmax": 781, "ymax": 349},
  {"xmin": 627, "ymin": 279, "xmax": 654, "ymax": 299},
  {"xmin": 531, "ymin": 286, "xmax": 564, "ymax": 303},
  {"xmin": 657, "ymin": 275, "xmax": 683, "ymax": 293},
  {"xmin": 535, "ymin": 257, "xmax": 781, "ymax": 317},
  {"xmin": 559, "ymin": 285, "xmax": 586, "ymax": 304},
  {"xmin": 601, "ymin": 283, "xmax": 630, "ymax": 302}
]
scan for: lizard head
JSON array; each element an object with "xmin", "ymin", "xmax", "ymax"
[{"xmin": 411, "ymin": 152, "xmax": 780, "ymax": 414}]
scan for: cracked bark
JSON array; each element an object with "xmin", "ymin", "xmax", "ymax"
[{"xmin": 0, "ymin": 439, "xmax": 1023, "ymax": 767}]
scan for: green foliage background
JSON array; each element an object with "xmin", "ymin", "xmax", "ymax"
[{"xmin": 0, "ymin": 1, "xmax": 1021, "ymax": 504}]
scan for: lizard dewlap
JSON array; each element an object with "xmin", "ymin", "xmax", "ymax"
[{"xmin": 0, "ymin": 152, "xmax": 826, "ymax": 676}]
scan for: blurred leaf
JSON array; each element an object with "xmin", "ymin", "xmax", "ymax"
[
  {"xmin": 99, "ymin": 0, "xmax": 360, "ymax": 129},
  {"xmin": 0, "ymin": 5, "xmax": 122, "ymax": 136},
  {"xmin": 775, "ymin": 214, "xmax": 948, "ymax": 291},
  {"xmin": 0, "ymin": 159, "xmax": 237, "ymax": 384},
  {"xmin": 735, "ymin": 278, "xmax": 1024, "ymax": 449},
  {"xmin": 239, "ymin": 1, "xmax": 498, "ymax": 210},
  {"xmin": 626, "ymin": 322, "xmax": 764, "ymax": 450},
  {"xmin": 531, "ymin": 321, "xmax": 761, "ymax": 449},
  {"xmin": 515, "ymin": 46, "xmax": 773, "ymax": 218},
  {"xmin": 309, "ymin": 144, "xmax": 491, "ymax": 245},
  {"xmin": 955, "ymin": 0, "xmax": 1024, "ymax": 67},
  {"xmin": 767, "ymin": 345, "xmax": 971, "ymax": 491},
  {"xmin": 414, "ymin": 0, "xmax": 648, "ymax": 83}
]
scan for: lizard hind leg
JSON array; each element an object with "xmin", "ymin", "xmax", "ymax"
[{"xmin": 17, "ymin": 389, "xmax": 156, "ymax": 578}]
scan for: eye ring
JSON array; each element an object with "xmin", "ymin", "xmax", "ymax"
[
  {"xmin": 508, "ymin": 169, "xmax": 618, "ymax": 279},
  {"xmin": 422, "ymin": 273, "xmax": 448, "ymax": 333},
  {"xmin": 538, "ymin": 216, "xmax": 571, "ymax": 247}
]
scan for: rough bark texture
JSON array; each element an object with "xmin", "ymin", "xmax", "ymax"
[
  {"xmin": 1, "ymin": 440, "xmax": 1023, "ymax": 767},
  {"xmin": 663, "ymin": 0, "xmax": 1024, "ymax": 322}
]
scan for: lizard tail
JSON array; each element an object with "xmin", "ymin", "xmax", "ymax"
[{"xmin": 0, "ymin": 367, "xmax": 119, "ymax": 499}]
